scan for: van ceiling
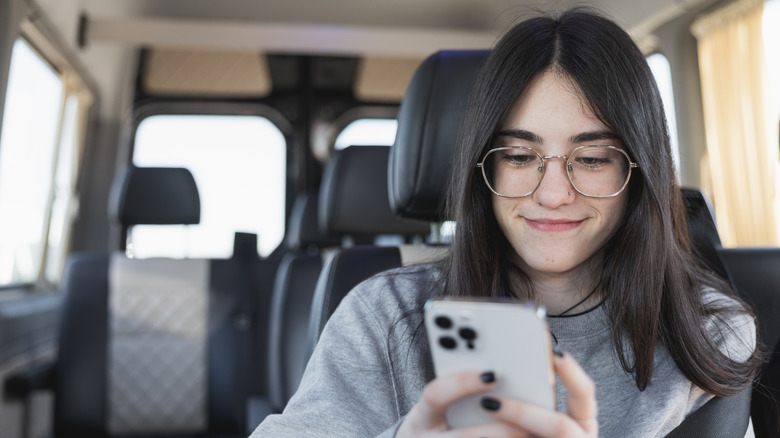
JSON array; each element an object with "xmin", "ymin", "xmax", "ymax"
[{"xmin": 79, "ymin": 0, "xmax": 714, "ymax": 55}]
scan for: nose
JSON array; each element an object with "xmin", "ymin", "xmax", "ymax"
[{"xmin": 531, "ymin": 157, "xmax": 576, "ymax": 208}]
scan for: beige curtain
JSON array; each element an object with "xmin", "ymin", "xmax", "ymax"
[{"xmin": 692, "ymin": 0, "xmax": 779, "ymax": 246}]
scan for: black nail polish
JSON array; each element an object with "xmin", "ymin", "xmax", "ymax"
[
  {"xmin": 481, "ymin": 397, "xmax": 501, "ymax": 411},
  {"xmin": 480, "ymin": 371, "xmax": 495, "ymax": 383},
  {"xmin": 553, "ymin": 344, "xmax": 564, "ymax": 357}
]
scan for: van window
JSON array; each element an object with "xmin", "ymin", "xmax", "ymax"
[
  {"xmin": 647, "ymin": 53, "xmax": 680, "ymax": 171},
  {"xmin": 334, "ymin": 118, "xmax": 397, "ymax": 149},
  {"xmin": 0, "ymin": 39, "xmax": 65, "ymax": 286},
  {"xmin": 765, "ymin": 0, "xmax": 780, "ymax": 240},
  {"xmin": 132, "ymin": 114, "xmax": 286, "ymax": 258}
]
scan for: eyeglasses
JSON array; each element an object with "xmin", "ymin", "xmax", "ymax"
[{"xmin": 476, "ymin": 145, "xmax": 638, "ymax": 198}]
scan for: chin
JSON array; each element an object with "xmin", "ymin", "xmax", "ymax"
[{"xmin": 521, "ymin": 257, "xmax": 582, "ymax": 275}]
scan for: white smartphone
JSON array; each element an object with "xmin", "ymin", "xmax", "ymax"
[{"xmin": 424, "ymin": 297, "xmax": 556, "ymax": 429}]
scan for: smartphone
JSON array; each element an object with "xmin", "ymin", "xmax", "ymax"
[{"xmin": 424, "ymin": 297, "xmax": 556, "ymax": 429}]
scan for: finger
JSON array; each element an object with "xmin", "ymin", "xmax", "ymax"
[
  {"xmin": 555, "ymin": 352, "xmax": 598, "ymax": 434},
  {"xmin": 416, "ymin": 370, "xmax": 497, "ymax": 427},
  {"xmin": 481, "ymin": 396, "xmax": 585, "ymax": 437},
  {"xmin": 455, "ymin": 420, "xmax": 531, "ymax": 438}
]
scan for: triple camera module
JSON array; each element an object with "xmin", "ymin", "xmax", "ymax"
[{"xmin": 434, "ymin": 315, "xmax": 478, "ymax": 350}]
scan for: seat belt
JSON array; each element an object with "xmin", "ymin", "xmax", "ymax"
[{"xmin": 665, "ymin": 387, "xmax": 752, "ymax": 437}]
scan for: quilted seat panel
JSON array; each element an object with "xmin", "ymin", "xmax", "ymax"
[{"xmin": 108, "ymin": 254, "xmax": 210, "ymax": 435}]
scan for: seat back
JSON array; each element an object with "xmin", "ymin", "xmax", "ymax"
[
  {"xmin": 664, "ymin": 187, "xmax": 754, "ymax": 437},
  {"xmin": 717, "ymin": 246, "xmax": 780, "ymax": 437},
  {"xmin": 209, "ymin": 232, "xmax": 280, "ymax": 435},
  {"xmin": 680, "ymin": 187, "xmax": 731, "ymax": 283},
  {"xmin": 266, "ymin": 191, "xmax": 341, "ymax": 413},
  {"xmin": 57, "ymin": 165, "xmax": 269, "ymax": 437},
  {"xmin": 307, "ymin": 145, "xmax": 435, "ymax": 353}
]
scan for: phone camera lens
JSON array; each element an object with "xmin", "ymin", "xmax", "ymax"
[
  {"xmin": 459, "ymin": 327, "xmax": 477, "ymax": 341},
  {"xmin": 435, "ymin": 316, "xmax": 453, "ymax": 329},
  {"xmin": 438, "ymin": 336, "xmax": 457, "ymax": 350}
]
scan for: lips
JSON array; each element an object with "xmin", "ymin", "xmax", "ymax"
[{"xmin": 524, "ymin": 218, "xmax": 584, "ymax": 231}]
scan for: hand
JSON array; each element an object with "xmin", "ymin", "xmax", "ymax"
[
  {"xmin": 482, "ymin": 352, "xmax": 599, "ymax": 437},
  {"xmin": 396, "ymin": 353, "xmax": 598, "ymax": 437},
  {"xmin": 396, "ymin": 369, "xmax": 528, "ymax": 437}
]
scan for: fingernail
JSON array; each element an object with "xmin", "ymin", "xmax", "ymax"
[
  {"xmin": 481, "ymin": 397, "xmax": 501, "ymax": 411},
  {"xmin": 480, "ymin": 371, "xmax": 495, "ymax": 383},
  {"xmin": 553, "ymin": 344, "xmax": 564, "ymax": 358}
]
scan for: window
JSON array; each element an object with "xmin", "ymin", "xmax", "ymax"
[
  {"xmin": 334, "ymin": 118, "xmax": 397, "ymax": 149},
  {"xmin": 132, "ymin": 114, "xmax": 286, "ymax": 258},
  {"xmin": 647, "ymin": 53, "xmax": 680, "ymax": 172},
  {"xmin": 0, "ymin": 39, "xmax": 65, "ymax": 286},
  {"xmin": 764, "ymin": 0, "xmax": 780, "ymax": 240}
]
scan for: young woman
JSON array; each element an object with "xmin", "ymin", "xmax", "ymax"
[{"xmin": 252, "ymin": 8, "xmax": 761, "ymax": 438}]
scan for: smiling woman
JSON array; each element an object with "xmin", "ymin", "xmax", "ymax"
[{"xmin": 253, "ymin": 8, "xmax": 761, "ymax": 438}]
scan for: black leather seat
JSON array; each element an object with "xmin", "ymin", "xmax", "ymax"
[
  {"xmin": 262, "ymin": 145, "xmax": 432, "ymax": 422},
  {"xmin": 680, "ymin": 188, "xmax": 780, "ymax": 436},
  {"xmin": 306, "ymin": 51, "xmax": 490, "ymax": 353},
  {"xmin": 388, "ymin": 50, "xmax": 491, "ymax": 222},
  {"xmin": 681, "ymin": 187, "xmax": 731, "ymax": 282},
  {"xmin": 661, "ymin": 187, "xmax": 753, "ymax": 437},
  {"xmin": 265, "ymin": 191, "xmax": 341, "ymax": 415},
  {"xmin": 717, "ymin": 246, "xmax": 780, "ymax": 438},
  {"xmin": 6, "ymin": 165, "xmax": 275, "ymax": 437},
  {"xmin": 306, "ymin": 145, "xmax": 434, "ymax": 354}
]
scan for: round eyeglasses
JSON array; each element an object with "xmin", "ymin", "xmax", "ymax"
[{"xmin": 476, "ymin": 145, "xmax": 639, "ymax": 198}]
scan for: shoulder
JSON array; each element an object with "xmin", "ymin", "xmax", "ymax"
[
  {"xmin": 700, "ymin": 288, "xmax": 756, "ymax": 362},
  {"xmin": 346, "ymin": 263, "xmax": 442, "ymax": 314},
  {"xmin": 320, "ymin": 263, "xmax": 441, "ymax": 338}
]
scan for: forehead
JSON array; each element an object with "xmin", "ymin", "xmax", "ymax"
[{"xmin": 499, "ymin": 71, "xmax": 612, "ymax": 143}]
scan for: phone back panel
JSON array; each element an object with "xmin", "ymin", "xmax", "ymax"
[{"xmin": 424, "ymin": 298, "xmax": 555, "ymax": 429}]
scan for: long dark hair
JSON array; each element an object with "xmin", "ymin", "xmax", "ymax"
[{"xmin": 442, "ymin": 7, "xmax": 761, "ymax": 395}]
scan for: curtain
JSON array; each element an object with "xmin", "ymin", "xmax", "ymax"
[{"xmin": 692, "ymin": 0, "xmax": 779, "ymax": 246}]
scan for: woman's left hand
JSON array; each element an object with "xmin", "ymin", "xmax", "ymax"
[{"xmin": 483, "ymin": 352, "xmax": 599, "ymax": 437}]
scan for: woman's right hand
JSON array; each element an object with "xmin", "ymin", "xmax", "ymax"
[
  {"xmin": 395, "ymin": 370, "xmax": 527, "ymax": 437},
  {"xmin": 395, "ymin": 353, "xmax": 598, "ymax": 437}
]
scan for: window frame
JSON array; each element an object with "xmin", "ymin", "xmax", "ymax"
[
  {"xmin": 323, "ymin": 106, "xmax": 398, "ymax": 157},
  {"xmin": 126, "ymin": 101, "xmax": 294, "ymax": 258},
  {"xmin": 0, "ymin": 36, "xmax": 93, "ymax": 290},
  {"xmin": 645, "ymin": 51, "xmax": 681, "ymax": 174}
]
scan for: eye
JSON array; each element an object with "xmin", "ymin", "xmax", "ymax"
[
  {"xmin": 575, "ymin": 156, "xmax": 610, "ymax": 167},
  {"xmin": 502, "ymin": 151, "xmax": 537, "ymax": 166},
  {"xmin": 572, "ymin": 148, "xmax": 614, "ymax": 169}
]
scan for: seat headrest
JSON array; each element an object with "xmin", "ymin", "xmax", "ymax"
[
  {"xmin": 287, "ymin": 190, "xmax": 342, "ymax": 250},
  {"xmin": 389, "ymin": 49, "xmax": 490, "ymax": 221},
  {"xmin": 108, "ymin": 166, "xmax": 201, "ymax": 226},
  {"xmin": 320, "ymin": 146, "xmax": 430, "ymax": 237}
]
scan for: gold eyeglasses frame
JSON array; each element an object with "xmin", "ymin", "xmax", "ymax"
[{"xmin": 476, "ymin": 145, "xmax": 639, "ymax": 198}]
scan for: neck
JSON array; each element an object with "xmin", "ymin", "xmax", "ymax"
[{"xmin": 518, "ymin": 255, "xmax": 604, "ymax": 315}]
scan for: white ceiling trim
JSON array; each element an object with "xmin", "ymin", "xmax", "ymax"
[{"xmin": 84, "ymin": 17, "xmax": 499, "ymax": 56}]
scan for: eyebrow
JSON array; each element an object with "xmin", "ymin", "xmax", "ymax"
[
  {"xmin": 570, "ymin": 130, "xmax": 620, "ymax": 144},
  {"xmin": 493, "ymin": 129, "xmax": 620, "ymax": 145},
  {"xmin": 493, "ymin": 129, "xmax": 542, "ymax": 144}
]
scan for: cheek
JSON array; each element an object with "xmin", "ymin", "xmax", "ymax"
[
  {"xmin": 599, "ymin": 196, "xmax": 628, "ymax": 238},
  {"xmin": 491, "ymin": 197, "xmax": 515, "ymax": 231}
]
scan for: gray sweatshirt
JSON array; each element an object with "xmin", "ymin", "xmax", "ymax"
[{"xmin": 251, "ymin": 264, "xmax": 755, "ymax": 437}]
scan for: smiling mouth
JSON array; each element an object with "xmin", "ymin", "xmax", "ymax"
[{"xmin": 524, "ymin": 218, "xmax": 584, "ymax": 232}]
